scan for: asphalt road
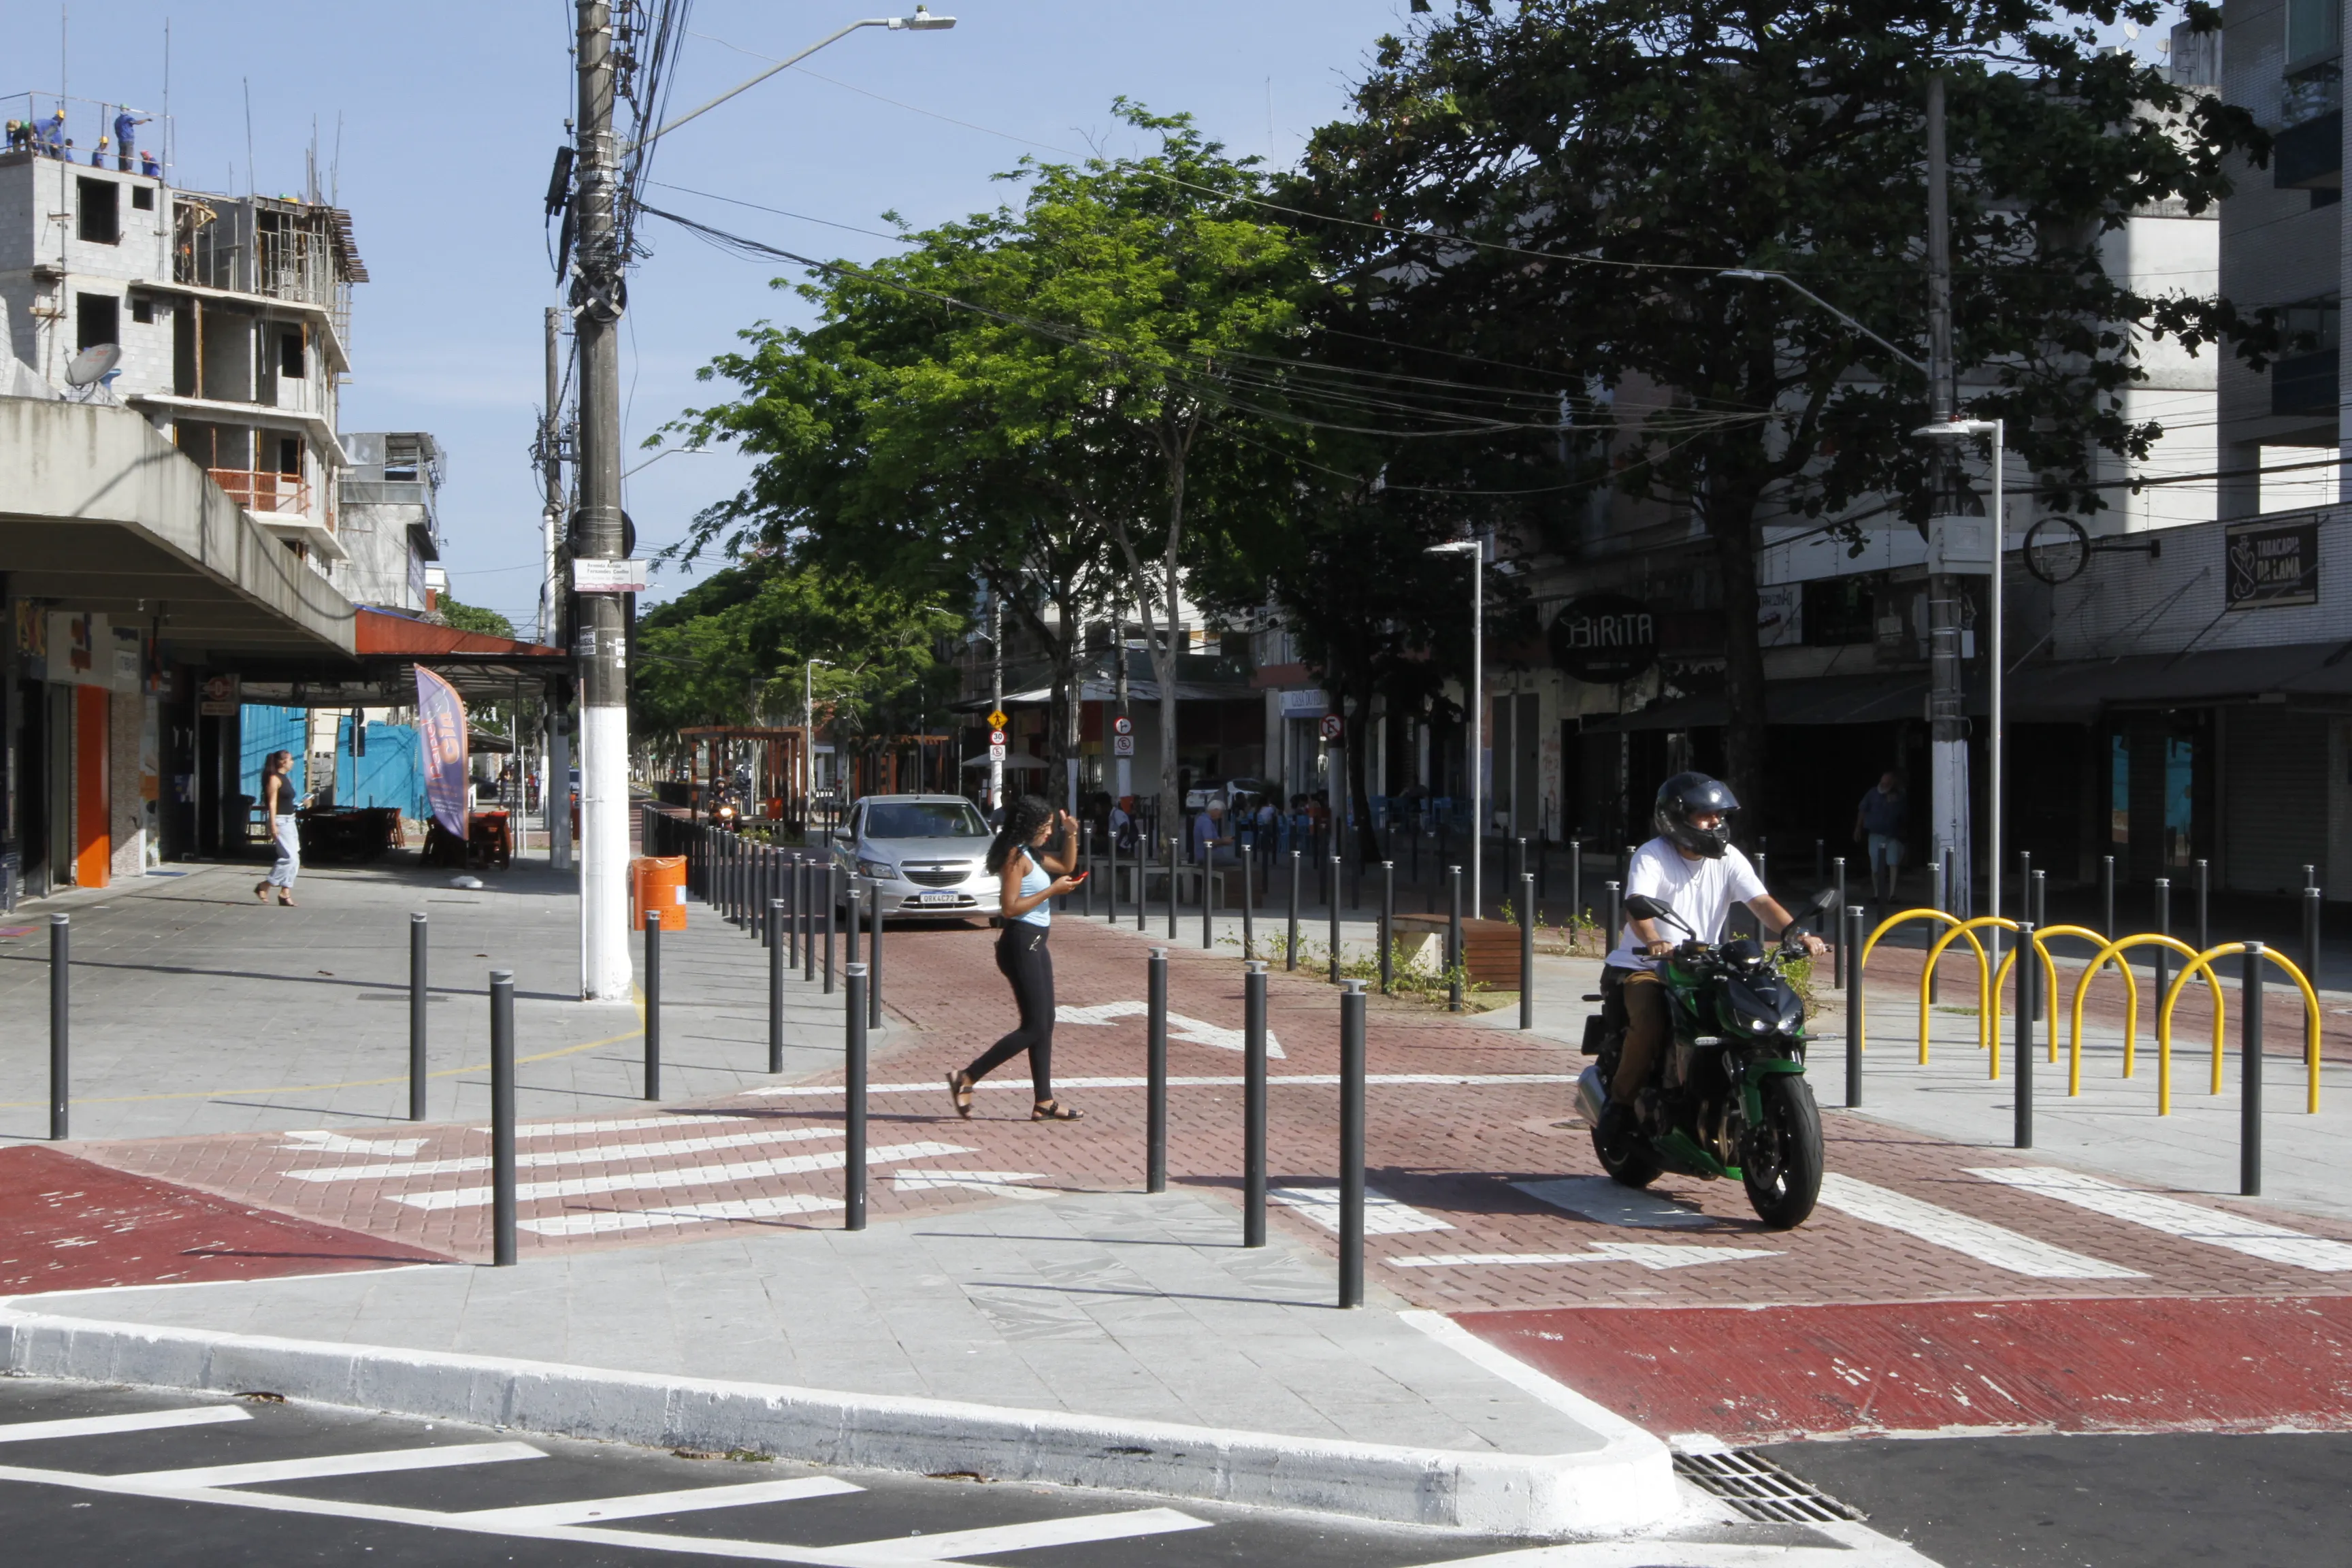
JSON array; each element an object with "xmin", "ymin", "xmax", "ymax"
[{"xmin": 1766, "ymin": 1431, "xmax": 2352, "ymax": 1567}]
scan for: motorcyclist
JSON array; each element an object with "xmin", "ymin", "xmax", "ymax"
[{"xmin": 1597, "ymin": 772, "xmax": 1830, "ymax": 1150}]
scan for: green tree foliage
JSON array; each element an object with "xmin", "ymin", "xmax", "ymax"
[
  {"xmin": 437, "ymin": 595, "xmax": 515, "ymax": 640},
  {"xmin": 631, "ymin": 557, "xmax": 964, "ymax": 767},
  {"xmin": 667, "ymin": 104, "xmax": 1322, "ymax": 815},
  {"xmin": 1292, "ymin": 0, "xmax": 2263, "ymax": 802}
]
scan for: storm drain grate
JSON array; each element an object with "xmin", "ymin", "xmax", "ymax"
[{"xmin": 1672, "ymin": 1449, "xmax": 1866, "ymax": 1524}]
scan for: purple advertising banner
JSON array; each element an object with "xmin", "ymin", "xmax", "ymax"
[{"xmin": 414, "ymin": 666, "xmax": 470, "ymax": 838}]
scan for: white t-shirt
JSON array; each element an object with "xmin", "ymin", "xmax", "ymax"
[{"xmin": 1605, "ymin": 837, "xmax": 1767, "ymax": 970}]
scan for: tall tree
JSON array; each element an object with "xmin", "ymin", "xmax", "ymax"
[{"xmin": 1292, "ymin": 0, "xmax": 2261, "ymax": 806}]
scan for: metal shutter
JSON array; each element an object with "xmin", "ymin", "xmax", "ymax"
[{"xmin": 2225, "ymin": 706, "xmax": 2327, "ymax": 894}]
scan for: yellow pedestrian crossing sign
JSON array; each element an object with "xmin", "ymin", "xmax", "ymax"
[{"xmin": 987, "ymin": 709, "xmax": 1007, "ymax": 730}]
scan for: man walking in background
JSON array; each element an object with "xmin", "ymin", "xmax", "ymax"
[{"xmin": 1854, "ymin": 770, "xmax": 1907, "ymax": 905}]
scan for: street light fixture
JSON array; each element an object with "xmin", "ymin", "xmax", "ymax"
[
  {"xmin": 1718, "ymin": 269, "xmax": 1929, "ymax": 378},
  {"xmin": 627, "ymin": 7, "xmax": 957, "ymax": 154},
  {"xmin": 1426, "ymin": 538, "xmax": 1485, "ymax": 917},
  {"xmin": 1916, "ymin": 417, "xmax": 2005, "ymax": 951}
]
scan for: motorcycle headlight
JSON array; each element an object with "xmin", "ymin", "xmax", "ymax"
[{"xmin": 857, "ymin": 858, "xmax": 897, "ymax": 880}]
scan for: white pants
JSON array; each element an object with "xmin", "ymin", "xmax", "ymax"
[{"xmin": 267, "ymin": 813, "xmax": 301, "ymax": 889}]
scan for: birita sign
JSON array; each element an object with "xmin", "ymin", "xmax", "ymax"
[{"xmin": 1549, "ymin": 593, "xmax": 1657, "ymax": 683}]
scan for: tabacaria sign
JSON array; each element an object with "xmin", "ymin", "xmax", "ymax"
[
  {"xmin": 1550, "ymin": 593, "xmax": 1657, "ymax": 682},
  {"xmin": 2225, "ymin": 518, "xmax": 2319, "ymax": 610}
]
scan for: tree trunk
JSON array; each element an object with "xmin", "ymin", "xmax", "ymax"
[
  {"xmin": 1708, "ymin": 496, "xmax": 1769, "ymax": 826},
  {"xmin": 1345, "ymin": 685, "xmax": 1382, "ymax": 867}
]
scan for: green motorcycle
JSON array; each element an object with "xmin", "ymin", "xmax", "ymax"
[{"xmin": 1574, "ymin": 887, "xmax": 1833, "ymax": 1228}]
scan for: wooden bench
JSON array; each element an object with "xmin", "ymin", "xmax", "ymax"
[{"xmin": 1390, "ymin": 912, "xmax": 1524, "ymax": 988}]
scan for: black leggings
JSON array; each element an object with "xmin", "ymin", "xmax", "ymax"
[{"xmin": 966, "ymin": 923, "xmax": 1054, "ymax": 1101}]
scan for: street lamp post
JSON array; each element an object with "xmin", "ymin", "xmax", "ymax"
[
  {"xmin": 1918, "ymin": 418, "xmax": 2005, "ymax": 950},
  {"xmin": 805, "ymin": 657, "xmax": 834, "ymax": 823},
  {"xmin": 1426, "ymin": 539, "xmax": 1483, "ymax": 917}
]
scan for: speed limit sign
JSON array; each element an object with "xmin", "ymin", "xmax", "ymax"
[{"xmin": 1318, "ymin": 714, "xmax": 1343, "ymax": 741}]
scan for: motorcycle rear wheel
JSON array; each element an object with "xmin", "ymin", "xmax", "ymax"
[
  {"xmin": 1740, "ymin": 1076, "xmax": 1823, "ymax": 1229},
  {"xmin": 1592, "ymin": 1118, "xmax": 1663, "ymax": 1188}
]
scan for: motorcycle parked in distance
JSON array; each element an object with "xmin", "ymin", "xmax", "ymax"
[{"xmin": 1575, "ymin": 885, "xmax": 1836, "ymax": 1228}]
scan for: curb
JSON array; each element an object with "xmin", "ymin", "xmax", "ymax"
[{"xmin": 0, "ymin": 1305, "xmax": 1674, "ymax": 1537}]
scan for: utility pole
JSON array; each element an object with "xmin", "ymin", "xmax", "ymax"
[
  {"xmin": 1923, "ymin": 73, "xmax": 1980, "ymax": 926},
  {"xmin": 572, "ymin": 0, "xmax": 630, "ymax": 1000},
  {"xmin": 540, "ymin": 304, "xmax": 572, "ymax": 872},
  {"xmin": 989, "ymin": 591, "xmax": 1004, "ymax": 813}
]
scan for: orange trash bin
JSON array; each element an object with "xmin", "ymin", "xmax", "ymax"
[{"xmin": 631, "ymin": 855, "xmax": 688, "ymax": 931}]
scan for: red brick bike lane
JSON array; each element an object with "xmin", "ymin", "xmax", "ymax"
[{"xmin": 50, "ymin": 914, "xmax": 2352, "ymax": 1438}]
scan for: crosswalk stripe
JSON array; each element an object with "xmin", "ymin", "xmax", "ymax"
[
  {"xmin": 519, "ymin": 1191, "xmax": 843, "ymax": 1237},
  {"xmin": 113, "ymin": 1439, "xmax": 544, "ymax": 1489},
  {"xmin": 1515, "ymin": 1175, "xmax": 1714, "ymax": 1230},
  {"xmin": 1390, "ymin": 1243, "xmax": 1781, "ymax": 1271},
  {"xmin": 391, "ymin": 1142, "xmax": 973, "ymax": 1211},
  {"xmin": 454, "ymin": 1474, "xmax": 862, "ymax": 1525},
  {"xmin": 1269, "ymin": 1185, "xmax": 1455, "ymax": 1235},
  {"xmin": 750, "ymin": 1073, "xmax": 1580, "ymax": 1098},
  {"xmin": 835, "ymin": 1505, "xmax": 1210, "ymax": 1560},
  {"xmin": 1816, "ymin": 1174, "xmax": 2146, "ymax": 1279},
  {"xmin": 289, "ymin": 1125, "xmax": 838, "ymax": 1183},
  {"xmin": 1967, "ymin": 1166, "xmax": 2352, "ymax": 1272},
  {"xmin": 0, "ymin": 1405, "xmax": 250, "ymax": 1443},
  {"xmin": 493, "ymin": 1112, "xmax": 768, "ymax": 1139}
]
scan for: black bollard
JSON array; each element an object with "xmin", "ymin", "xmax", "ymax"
[
  {"xmin": 823, "ymin": 863, "xmax": 838, "ymax": 994},
  {"xmin": 2014, "ymin": 921, "xmax": 2035, "ymax": 1150},
  {"xmin": 1845, "ymin": 905, "xmax": 1865, "ymax": 1107},
  {"xmin": 1287, "ymin": 850, "xmax": 1301, "ymax": 971},
  {"xmin": 2242, "ymin": 942, "xmax": 2264, "ymax": 1197},
  {"xmin": 1166, "ymin": 836, "xmax": 1179, "ymax": 942},
  {"xmin": 2101, "ymin": 855, "xmax": 2115, "ymax": 941},
  {"xmin": 1513, "ymin": 837, "xmax": 1526, "ymax": 910},
  {"xmin": 1520, "ymin": 871, "xmax": 1535, "ymax": 1031},
  {"xmin": 1605, "ymin": 879, "xmax": 1622, "ymax": 963},
  {"xmin": 2305, "ymin": 887, "xmax": 2323, "ymax": 996},
  {"xmin": 2153, "ymin": 877, "xmax": 2172, "ymax": 1011},
  {"xmin": 1814, "ymin": 836, "xmax": 1825, "ymax": 883},
  {"xmin": 1380, "ymin": 861, "xmax": 1395, "ymax": 996},
  {"xmin": 1571, "ymin": 840, "xmax": 1584, "ymax": 930},
  {"xmin": 868, "ymin": 887, "xmax": 884, "ymax": 1030},
  {"xmin": 1243, "ymin": 959, "xmax": 1268, "ymax": 1247},
  {"xmin": 1136, "ymin": 832, "xmax": 1147, "ymax": 933},
  {"xmin": 48, "ymin": 914, "xmax": 69, "ymax": 1141},
  {"xmin": 410, "ymin": 913, "xmax": 429, "ymax": 1122},
  {"xmin": 1448, "ymin": 865, "xmax": 1464, "ymax": 1013},
  {"xmin": 1328, "ymin": 855, "xmax": 1342, "ymax": 983},
  {"xmin": 1147, "ymin": 946, "xmax": 1169, "ymax": 1194},
  {"xmin": 1107, "ymin": 827, "xmax": 1120, "ymax": 925},
  {"xmin": 1831, "ymin": 856, "xmax": 1848, "ymax": 989},
  {"xmin": 787, "ymin": 854, "xmax": 802, "ymax": 968},
  {"xmin": 1203, "ymin": 855, "xmax": 1214, "ymax": 951},
  {"xmin": 1339, "ymin": 979, "xmax": 1368, "ymax": 1309},
  {"xmin": 1083, "ymin": 823, "xmax": 1095, "ymax": 919},
  {"xmin": 768, "ymin": 898, "xmax": 787, "ymax": 1073},
  {"xmin": 2031, "ymin": 870, "xmax": 2048, "ymax": 1021},
  {"xmin": 643, "ymin": 913, "xmax": 663, "ymax": 1101},
  {"xmin": 1241, "ymin": 847, "xmax": 1256, "ymax": 961},
  {"xmin": 1927, "ymin": 855, "xmax": 1944, "ymax": 1005},
  {"xmin": 2195, "ymin": 859, "xmax": 2210, "ymax": 954},
  {"xmin": 491, "ymin": 968, "xmax": 517, "ymax": 1267},
  {"xmin": 801, "ymin": 858, "xmax": 817, "ymax": 983},
  {"xmin": 845, "ymin": 961, "xmax": 868, "ymax": 1230}
]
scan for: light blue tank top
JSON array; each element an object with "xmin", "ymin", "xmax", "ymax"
[{"xmin": 1014, "ymin": 851, "xmax": 1052, "ymax": 928}]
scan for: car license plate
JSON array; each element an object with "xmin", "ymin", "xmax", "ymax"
[{"xmin": 916, "ymin": 892, "xmax": 958, "ymax": 904}]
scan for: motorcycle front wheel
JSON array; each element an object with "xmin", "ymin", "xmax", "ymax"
[{"xmin": 1740, "ymin": 1075, "xmax": 1823, "ymax": 1229}]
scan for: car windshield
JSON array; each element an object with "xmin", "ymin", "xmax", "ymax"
[{"xmin": 864, "ymin": 802, "xmax": 987, "ymax": 839}]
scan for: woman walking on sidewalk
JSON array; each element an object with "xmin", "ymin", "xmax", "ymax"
[
  {"xmin": 948, "ymin": 796, "xmax": 1085, "ymax": 1122},
  {"xmin": 254, "ymin": 750, "xmax": 304, "ymax": 907}
]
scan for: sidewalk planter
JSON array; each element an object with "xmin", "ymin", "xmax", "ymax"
[{"xmin": 1393, "ymin": 913, "xmax": 1522, "ymax": 989}]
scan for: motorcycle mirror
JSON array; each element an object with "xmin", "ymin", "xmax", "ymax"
[
  {"xmin": 1799, "ymin": 885, "xmax": 1838, "ymax": 918},
  {"xmin": 1622, "ymin": 893, "xmax": 1671, "ymax": 921}
]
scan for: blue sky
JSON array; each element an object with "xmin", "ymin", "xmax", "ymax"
[{"xmin": 1, "ymin": 0, "xmax": 1423, "ymax": 636}]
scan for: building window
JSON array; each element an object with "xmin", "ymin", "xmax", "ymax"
[
  {"xmin": 76, "ymin": 293, "xmax": 120, "ymax": 352},
  {"xmin": 279, "ymin": 329, "xmax": 304, "ymax": 380},
  {"xmin": 130, "ymin": 184, "xmax": 154, "ymax": 212},
  {"xmin": 76, "ymin": 178, "xmax": 119, "ymax": 244},
  {"xmin": 130, "ymin": 297, "xmax": 154, "ymax": 325},
  {"xmin": 384, "ymin": 436, "xmax": 421, "ymax": 480},
  {"xmin": 2288, "ymin": 0, "xmax": 2341, "ymax": 65},
  {"xmin": 277, "ymin": 436, "xmax": 302, "ymax": 476}
]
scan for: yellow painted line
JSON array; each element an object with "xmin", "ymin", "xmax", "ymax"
[{"xmin": 0, "ymin": 996, "xmax": 649, "ymax": 1111}]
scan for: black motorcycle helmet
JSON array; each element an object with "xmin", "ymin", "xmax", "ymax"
[{"xmin": 1652, "ymin": 772, "xmax": 1739, "ymax": 860}]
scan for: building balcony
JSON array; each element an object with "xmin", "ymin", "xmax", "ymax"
[
  {"xmin": 2274, "ymin": 110, "xmax": 2343, "ymax": 190},
  {"xmin": 206, "ymin": 466, "xmax": 347, "ymax": 561}
]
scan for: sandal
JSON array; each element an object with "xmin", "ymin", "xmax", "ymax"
[
  {"xmin": 1031, "ymin": 1099, "xmax": 1083, "ymax": 1122},
  {"xmin": 254, "ymin": 881, "xmax": 270, "ymax": 902},
  {"xmin": 946, "ymin": 1071, "xmax": 975, "ymax": 1119}
]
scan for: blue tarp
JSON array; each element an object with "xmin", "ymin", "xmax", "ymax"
[
  {"xmin": 238, "ymin": 704, "xmax": 308, "ymax": 803},
  {"xmin": 238, "ymin": 704, "xmax": 425, "ymax": 816}
]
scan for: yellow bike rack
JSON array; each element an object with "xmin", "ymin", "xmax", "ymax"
[
  {"xmin": 2157, "ymin": 943, "xmax": 2323, "ymax": 1115},
  {"xmin": 1858, "ymin": 908, "xmax": 1991, "ymax": 1064},
  {"xmin": 2068, "ymin": 935, "xmax": 2224, "ymax": 1113},
  {"xmin": 1979, "ymin": 925, "xmax": 2135, "ymax": 1092}
]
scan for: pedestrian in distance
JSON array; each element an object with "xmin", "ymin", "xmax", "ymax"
[
  {"xmin": 255, "ymin": 749, "xmax": 305, "ymax": 906},
  {"xmin": 1854, "ymin": 769, "xmax": 1907, "ymax": 904},
  {"xmin": 946, "ymin": 796, "xmax": 1086, "ymax": 1122}
]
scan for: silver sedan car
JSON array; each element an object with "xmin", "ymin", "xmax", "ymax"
[{"xmin": 830, "ymin": 794, "xmax": 998, "ymax": 919}]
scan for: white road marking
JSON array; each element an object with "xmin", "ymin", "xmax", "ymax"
[
  {"xmin": 750, "ymin": 1073, "xmax": 1580, "ymax": 1097},
  {"xmin": 1399, "ymin": 1517, "xmax": 1946, "ymax": 1565},
  {"xmin": 491, "ymin": 1112, "xmax": 768, "ymax": 1139},
  {"xmin": 520, "ymin": 1192, "xmax": 843, "ymax": 1237},
  {"xmin": 292, "ymin": 1126, "xmax": 840, "ymax": 1183},
  {"xmin": 1057, "ymin": 1000, "xmax": 1288, "ymax": 1058},
  {"xmin": 1515, "ymin": 1175, "xmax": 1715, "ymax": 1230},
  {"xmin": 837, "ymin": 1505, "xmax": 1210, "ymax": 1560},
  {"xmin": 391, "ymin": 1143, "xmax": 972, "ymax": 1211},
  {"xmin": 455, "ymin": 1474, "xmax": 862, "ymax": 1525},
  {"xmin": 114, "ymin": 1439, "xmax": 544, "ymax": 1490},
  {"xmin": 1815, "ymin": 1174, "xmax": 2146, "ymax": 1279},
  {"xmin": 1390, "ymin": 1243, "xmax": 1782, "ymax": 1271},
  {"xmin": 280, "ymin": 1131, "xmax": 429, "ymax": 1158},
  {"xmin": 1268, "ymin": 1186, "xmax": 1455, "ymax": 1234},
  {"xmin": 0, "ymin": 1405, "xmax": 250, "ymax": 1443},
  {"xmin": 1967, "ymin": 1166, "xmax": 2352, "ymax": 1272},
  {"xmin": 889, "ymin": 1170, "xmax": 1057, "ymax": 1201}
]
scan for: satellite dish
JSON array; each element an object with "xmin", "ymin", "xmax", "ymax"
[{"xmin": 65, "ymin": 343, "xmax": 123, "ymax": 388}]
